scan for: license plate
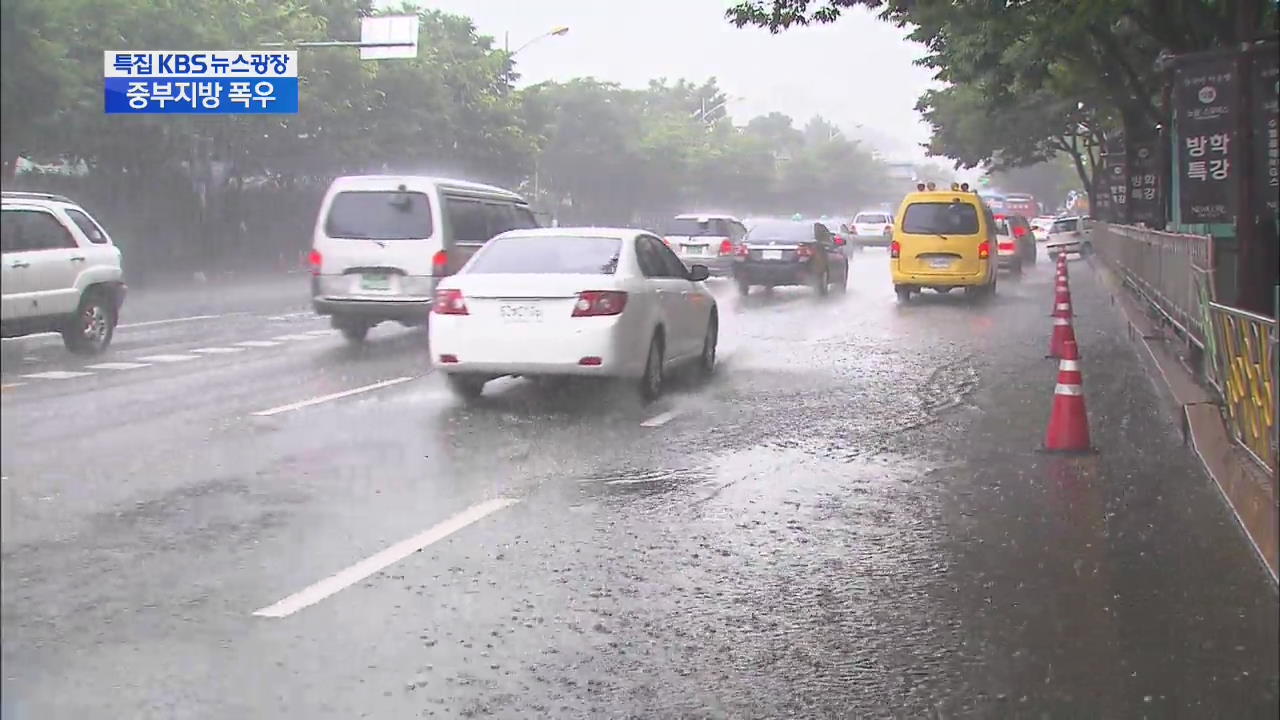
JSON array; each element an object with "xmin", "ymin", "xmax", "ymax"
[
  {"xmin": 499, "ymin": 303, "xmax": 543, "ymax": 322},
  {"xmin": 682, "ymin": 245, "xmax": 707, "ymax": 257},
  {"xmin": 762, "ymin": 249, "xmax": 783, "ymax": 260},
  {"xmin": 360, "ymin": 273, "xmax": 391, "ymax": 291},
  {"xmin": 929, "ymin": 257, "xmax": 952, "ymax": 269}
]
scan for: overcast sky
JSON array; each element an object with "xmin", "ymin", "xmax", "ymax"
[{"xmin": 384, "ymin": 1, "xmax": 941, "ymax": 163}]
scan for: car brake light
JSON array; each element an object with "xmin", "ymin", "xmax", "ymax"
[
  {"xmin": 735, "ymin": 243, "xmax": 750, "ymax": 257},
  {"xmin": 433, "ymin": 288, "xmax": 468, "ymax": 314},
  {"xmin": 1013, "ymin": 226, "xmax": 1027, "ymax": 238},
  {"xmin": 978, "ymin": 241, "xmax": 991, "ymax": 259},
  {"xmin": 718, "ymin": 239, "xmax": 733, "ymax": 256},
  {"xmin": 308, "ymin": 249, "xmax": 322, "ymax": 275},
  {"xmin": 572, "ymin": 291, "xmax": 627, "ymax": 317},
  {"xmin": 432, "ymin": 249, "xmax": 449, "ymax": 277},
  {"xmin": 890, "ymin": 240, "xmax": 901, "ymax": 259},
  {"xmin": 796, "ymin": 245, "xmax": 814, "ymax": 259},
  {"xmin": 998, "ymin": 241, "xmax": 1016, "ymax": 252}
]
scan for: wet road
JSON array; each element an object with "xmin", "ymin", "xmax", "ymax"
[{"xmin": 2, "ymin": 252, "xmax": 1277, "ymax": 718}]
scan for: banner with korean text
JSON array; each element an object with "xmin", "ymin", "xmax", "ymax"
[
  {"xmin": 1174, "ymin": 55, "xmax": 1238, "ymax": 224},
  {"xmin": 103, "ymin": 51, "xmax": 298, "ymax": 114}
]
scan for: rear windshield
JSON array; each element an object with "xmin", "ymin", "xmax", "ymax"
[
  {"xmin": 993, "ymin": 218, "xmax": 1012, "ymax": 235},
  {"xmin": 665, "ymin": 218, "xmax": 728, "ymax": 237},
  {"xmin": 855, "ymin": 213, "xmax": 889, "ymax": 224},
  {"xmin": 1052, "ymin": 218, "xmax": 1080, "ymax": 233},
  {"xmin": 324, "ymin": 190, "xmax": 433, "ymax": 240},
  {"xmin": 746, "ymin": 221, "xmax": 814, "ymax": 243},
  {"xmin": 902, "ymin": 202, "xmax": 981, "ymax": 235},
  {"xmin": 466, "ymin": 235, "xmax": 621, "ymax": 275}
]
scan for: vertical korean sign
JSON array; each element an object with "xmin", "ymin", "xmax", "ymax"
[
  {"xmin": 1174, "ymin": 55, "xmax": 1237, "ymax": 223},
  {"xmin": 1251, "ymin": 47, "xmax": 1279, "ymax": 217},
  {"xmin": 103, "ymin": 51, "xmax": 299, "ymax": 114},
  {"xmin": 1103, "ymin": 135, "xmax": 1129, "ymax": 223},
  {"xmin": 1128, "ymin": 140, "xmax": 1163, "ymax": 226}
]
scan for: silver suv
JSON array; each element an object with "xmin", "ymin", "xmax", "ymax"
[{"xmin": 1, "ymin": 191, "xmax": 126, "ymax": 354}]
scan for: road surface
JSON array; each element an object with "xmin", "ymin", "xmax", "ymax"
[{"xmin": 3, "ymin": 252, "xmax": 1277, "ymax": 718}]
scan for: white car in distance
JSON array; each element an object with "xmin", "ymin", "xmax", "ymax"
[{"xmin": 428, "ymin": 227, "xmax": 720, "ymax": 402}]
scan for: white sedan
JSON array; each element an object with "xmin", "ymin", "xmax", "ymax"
[{"xmin": 428, "ymin": 227, "xmax": 719, "ymax": 402}]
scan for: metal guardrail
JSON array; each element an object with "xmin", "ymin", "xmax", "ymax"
[
  {"xmin": 1208, "ymin": 302, "xmax": 1279, "ymax": 473},
  {"xmin": 1092, "ymin": 222, "xmax": 1214, "ymax": 350}
]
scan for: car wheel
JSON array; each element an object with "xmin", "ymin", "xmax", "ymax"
[
  {"xmin": 445, "ymin": 374, "xmax": 485, "ymax": 400},
  {"xmin": 697, "ymin": 313, "xmax": 718, "ymax": 380},
  {"xmin": 736, "ymin": 276, "xmax": 751, "ymax": 296},
  {"xmin": 833, "ymin": 267, "xmax": 848, "ymax": 294},
  {"xmin": 62, "ymin": 290, "xmax": 116, "ymax": 355},
  {"xmin": 895, "ymin": 286, "xmax": 911, "ymax": 303},
  {"xmin": 1012, "ymin": 259, "xmax": 1024, "ymax": 275},
  {"xmin": 337, "ymin": 319, "xmax": 370, "ymax": 344},
  {"xmin": 639, "ymin": 333, "xmax": 664, "ymax": 403}
]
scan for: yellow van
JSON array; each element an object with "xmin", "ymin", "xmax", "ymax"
[{"xmin": 890, "ymin": 182, "xmax": 998, "ymax": 302}]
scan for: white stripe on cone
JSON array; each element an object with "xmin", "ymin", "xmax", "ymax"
[{"xmin": 1055, "ymin": 383, "xmax": 1084, "ymax": 396}]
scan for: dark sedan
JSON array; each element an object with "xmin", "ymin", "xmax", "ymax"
[{"xmin": 732, "ymin": 219, "xmax": 849, "ymax": 296}]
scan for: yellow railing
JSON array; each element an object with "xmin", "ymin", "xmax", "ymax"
[{"xmin": 1209, "ymin": 302, "xmax": 1278, "ymax": 473}]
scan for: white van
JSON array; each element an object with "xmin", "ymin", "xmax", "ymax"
[{"xmin": 310, "ymin": 175, "xmax": 538, "ymax": 343}]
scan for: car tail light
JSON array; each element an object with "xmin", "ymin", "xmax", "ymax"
[
  {"xmin": 1013, "ymin": 226, "xmax": 1027, "ymax": 238},
  {"xmin": 978, "ymin": 241, "xmax": 991, "ymax": 259},
  {"xmin": 439, "ymin": 354, "xmax": 459, "ymax": 364},
  {"xmin": 308, "ymin": 249, "xmax": 322, "ymax": 276},
  {"xmin": 735, "ymin": 243, "xmax": 750, "ymax": 257},
  {"xmin": 718, "ymin": 239, "xmax": 733, "ymax": 256},
  {"xmin": 890, "ymin": 240, "xmax": 901, "ymax": 259},
  {"xmin": 572, "ymin": 291, "xmax": 627, "ymax": 317},
  {"xmin": 432, "ymin": 249, "xmax": 449, "ymax": 277},
  {"xmin": 433, "ymin": 288, "xmax": 468, "ymax": 314},
  {"xmin": 998, "ymin": 241, "xmax": 1016, "ymax": 252},
  {"xmin": 994, "ymin": 214, "xmax": 1006, "ymax": 221},
  {"xmin": 578, "ymin": 356, "xmax": 603, "ymax": 366},
  {"xmin": 795, "ymin": 244, "xmax": 814, "ymax": 259}
]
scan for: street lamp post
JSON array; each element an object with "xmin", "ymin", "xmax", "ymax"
[{"xmin": 505, "ymin": 26, "xmax": 569, "ymax": 56}]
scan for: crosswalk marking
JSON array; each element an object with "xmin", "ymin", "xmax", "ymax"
[
  {"xmin": 191, "ymin": 347, "xmax": 247, "ymax": 354},
  {"xmin": 85, "ymin": 362, "xmax": 151, "ymax": 371},
  {"xmin": 135, "ymin": 354, "xmax": 199, "ymax": 363},
  {"xmin": 20, "ymin": 371, "xmax": 94, "ymax": 380}
]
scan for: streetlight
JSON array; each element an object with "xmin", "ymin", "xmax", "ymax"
[{"xmin": 505, "ymin": 26, "xmax": 569, "ymax": 56}]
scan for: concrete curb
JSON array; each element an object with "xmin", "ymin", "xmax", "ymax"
[{"xmin": 1089, "ymin": 258, "xmax": 1279, "ymax": 585}]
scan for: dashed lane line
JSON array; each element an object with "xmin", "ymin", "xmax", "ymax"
[
  {"xmin": 19, "ymin": 371, "xmax": 94, "ymax": 380},
  {"xmin": 135, "ymin": 354, "xmax": 200, "ymax": 363},
  {"xmin": 252, "ymin": 497, "xmax": 520, "ymax": 619},
  {"xmin": 640, "ymin": 409, "xmax": 681, "ymax": 427},
  {"xmin": 250, "ymin": 376, "xmax": 416, "ymax": 417},
  {"xmin": 235, "ymin": 340, "xmax": 280, "ymax": 348},
  {"xmin": 191, "ymin": 347, "xmax": 248, "ymax": 354},
  {"xmin": 84, "ymin": 362, "xmax": 152, "ymax": 371},
  {"xmin": 273, "ymin": 333, "xmax": 322, "ymax": 341}
]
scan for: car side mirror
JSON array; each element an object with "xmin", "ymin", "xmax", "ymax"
[{"xmin": 687, "ymin": 264, "xmax": 710, "ymax": 282}]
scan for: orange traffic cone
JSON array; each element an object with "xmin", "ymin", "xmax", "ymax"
[
  {"xmin": 1050, "ymin": 281, "xmax": 1073, "ymax": 318},
  {"xmin": 1048, "ymin": 300, "xmax": 1078, "ymax": 358},
  {"xmin": 1043, "ymin": 340, "xmax": 1092, "ymax": 452}
]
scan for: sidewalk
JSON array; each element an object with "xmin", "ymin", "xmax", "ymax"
[{"xmin": 1088, "ymin": 256, "xmax": 1279, "ymax": 583}]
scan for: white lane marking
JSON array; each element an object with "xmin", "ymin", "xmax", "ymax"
[
  {"xmin": 85, "ymin": 362, "xmax": 151, "ymax": 371},
  {"xmin": 191, "ymin": 347, "xmax": 247, "ymax": 354},
  {"xmin": 252, "ymin": 497, "xmax": 520, "ymax": 618},
  {"xmin": 1, "ymin": 382, "xmax": 27, "ymax": 391},
  {"xmin": 640, "ymin": 409, "xmax": 680, "ymax": 427},
  {"xmin": 20, "ymin": 371, "xmax": 94, "ymax": 380},
  {"xmin": 235, "ymin": 340, "xmax": 280, "ymax": 348},
  {"xmin": 250, "ymin": 376, "xmax": 415, "ymax": 417},
  {"xmin": 135, "ymin": 354, "xmax": 199, "ymax": 363},
  {"xmin": 267, "ymin": 312, "xmax": 315, "ymax": 321},
  {"xmin": 273, "ymin": 333, "xmax": 321, "ymax": 341},
  {"xmin": 117, "ymin": 314, "xmax": 221, "ymax": 329},
  {"xmin": 305, "ymin": 329, "xmax": 336, "ymax": 336}
]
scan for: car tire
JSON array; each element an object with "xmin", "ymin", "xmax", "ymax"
[
  {"xmin": 736, "ymin": 277, "xmax": 751, "ymax": 296},
  {"xmin": 697, "ymin": 313, "xmax": 718, "ymax": 380},
  {"xmin": 61, "ymin": 289, "xmax": 116, "ymax": 355},
  {"xmin": 337, "ymin": 319, "xmax": 370, "ymax": 344},
  {"xmin": 639, "ymin": 333, "xmax": 664, "ymax": 403},
  {"xmin": 833, "ymin": 268, "xmax": 848, "ymax": 294},
  {"xmin": 446, "ymin": 374, "xmax": 485, "ymax": 400}
]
